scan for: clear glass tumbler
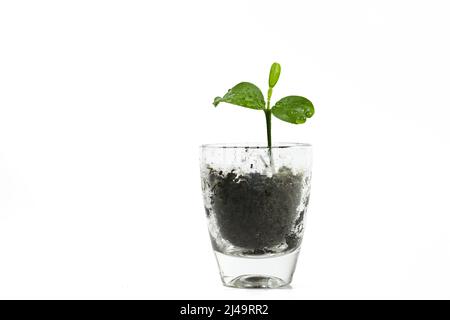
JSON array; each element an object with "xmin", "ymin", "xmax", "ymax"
[{"xmin": 200, "ymin": 143, "xmax": 312, "ymax": 288}]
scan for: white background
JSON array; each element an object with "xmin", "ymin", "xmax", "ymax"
[{"xmin": 1, "ymin": 0, "xmax": 450, "ymax": 299}]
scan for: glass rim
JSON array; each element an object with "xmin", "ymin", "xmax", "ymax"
[{"xmin": 200, "ymin": 142, "xmax": 312, "ymax": 149}]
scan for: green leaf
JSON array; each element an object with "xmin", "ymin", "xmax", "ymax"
[
  {"xmin": 212, "ymin": 82, "xmax": 265, "ymax": 110},
  {"xmin": 272, "ymin": 96, "xmax": 315, "ymax": 124},
  {"xmin": 269, "ymin": 62, "xmax": 281, "ymax": 88}
]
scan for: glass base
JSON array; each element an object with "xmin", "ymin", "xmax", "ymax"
[{"xmin": 214, "ymin": 249, "xmax": 300, "ymax": 289}]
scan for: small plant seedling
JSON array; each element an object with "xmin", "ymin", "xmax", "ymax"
[{"xmin": 213, "ymin": 62, "xmax": 314, "ymax": 148}]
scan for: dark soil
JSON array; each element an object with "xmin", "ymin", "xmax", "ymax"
[{"xmin": 207, "ymin": 167, "xmax": 304, "ymax": 252}]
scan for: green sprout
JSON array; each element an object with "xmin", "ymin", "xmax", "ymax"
[{"xmin": 213, "ymin": 62, "xmax": 315, "ymax": 148}]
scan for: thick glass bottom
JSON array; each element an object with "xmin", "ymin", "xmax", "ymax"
[{"xmin": 214, "ymin": 249, "xmax": 300, "ymax": 289}]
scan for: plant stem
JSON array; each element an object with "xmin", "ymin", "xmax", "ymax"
[
  {"xmin": 265, "ymin": 87, "xmax": 275, "ymax": 171},
  {"xmin": 265, "ymin": 87, "xmax": 273, "ymax": 148},
  {"xmin": 264, "ymin": 109, "xmax": 272, "ymax": 148},
  {"xmin": 264, "ymin": 108, "xmax": 275, "ymax": 171}
]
